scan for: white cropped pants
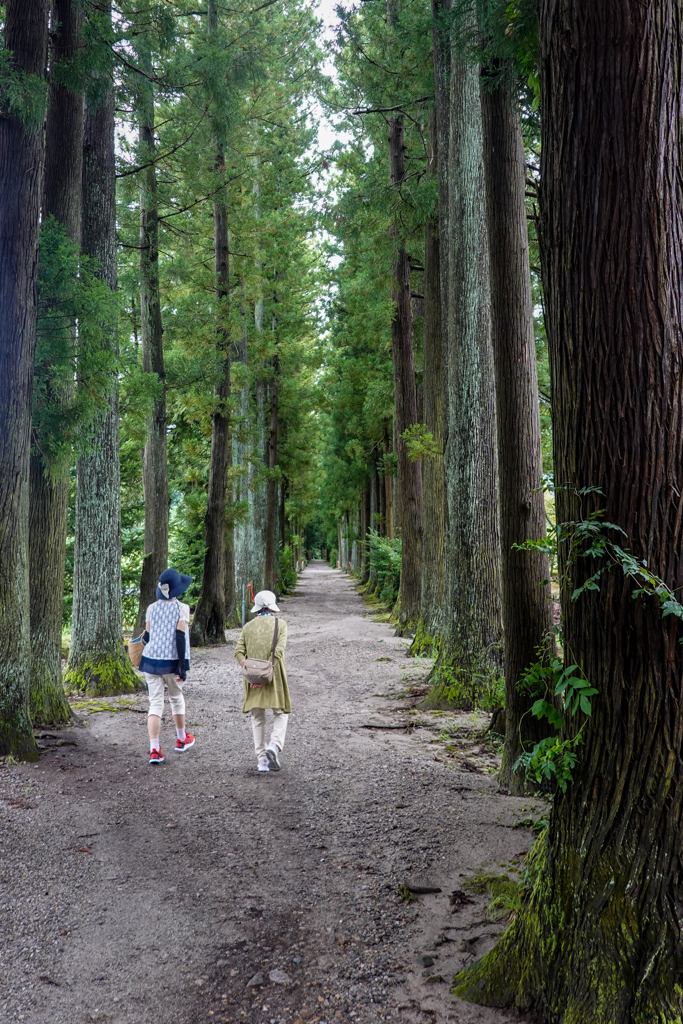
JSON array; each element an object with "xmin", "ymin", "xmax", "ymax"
[{"xmin": 144, "ymin": 673, "xmax": 185, "ymax": 718}]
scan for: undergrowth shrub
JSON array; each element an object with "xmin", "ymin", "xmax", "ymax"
[
  {"xmin": 367, "ymin": 530, "xmax": 401, "ymax": 607},
  {"xmin": 279, "ymin": 545, "xmax": 298, "ymax": 593}
]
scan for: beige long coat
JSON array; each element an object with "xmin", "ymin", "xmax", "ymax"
[{"xmin": 234, "ymin": 614, "xmax": 291, "ymax": 713}]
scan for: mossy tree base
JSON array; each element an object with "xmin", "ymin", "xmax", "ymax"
[
  {"xmin": 29, "ymin": 662, "xmax": 71, "ymax": 727},
  {"xmin": 409, "ymin": 617, "xmax": 440, "ymax": 657},
  {"xmin": 424, "ymin": 641, "xmax": 503, "ymax": 711},
  {"xmin": 455, "ymin": 831, "xmax": 683, "ymax": 1024},
  {"xmin": 0, "ymin": 719, "xmax": 39, "ymax": 761},
  {"xmin": 64, "ymin": 655, "xmax": 142, "ymax": 696}
]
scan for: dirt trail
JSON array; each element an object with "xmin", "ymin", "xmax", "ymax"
[{"xmin": 0, "ymin": 562, "xmax": 542, "ymax": 1024}]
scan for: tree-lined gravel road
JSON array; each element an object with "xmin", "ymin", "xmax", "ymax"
[{"xmin": 0, "ymin": 563, "xmax": 539, "ymax": 1024}]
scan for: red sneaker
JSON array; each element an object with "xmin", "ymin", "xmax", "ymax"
[
  {"xmin": 175, "ymin": 732, "xmax": 195, "ymax": 752},
  {"xmin": 149, "ymin": 748, "xmax": 164, "ymax": 764}
]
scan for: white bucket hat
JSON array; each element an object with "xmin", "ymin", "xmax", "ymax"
[{"xmin": 251, "ymin": 589, "xmax": 280, "ymax": 613}]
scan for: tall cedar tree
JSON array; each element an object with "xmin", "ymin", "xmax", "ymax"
[
  {"xmin": 28, "ymin": 0, "xmax": 83, "ymax": 725},
  {"xmin": 480, "ymin": 78, "xmax": 552, "ymax": 789},
  {"xmin": 387, "ymin": 0, "xmax": 422, "ymax": 629},
  {"xmin": 133, "ymin": 35, "xmax": 169, "ymax": 636},
  {"xmin": 65, "ymin": 6, "xmax": 138, "ymax": 695},
  {"xmin": 456, "ymin": 1, "xmax": 683, "ymax": 1018},
  {"xmin": 191, "ymin": 0, "xmax": 234, "ymax": 644},
  {"xmin": 387, "ymin": 108, "xmax": 423, "ymax": 627},
  {"xmin": 0, "ymin": 0, "xmax": 50, "ymax": 757},
  {"xmin": 435, "ymin": 35, "xmax": 502, "ymax": 699}
]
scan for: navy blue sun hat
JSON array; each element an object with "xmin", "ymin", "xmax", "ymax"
[{"xmin": 156, "ymin": 567, "xmax": 192, "ymax": 601}]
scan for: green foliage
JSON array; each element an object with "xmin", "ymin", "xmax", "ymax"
[
  {"xmin": 514, "ymin": 652, "xmax": 597, "ymax": 792},
  {"xmin": 0, "ymin": 47, "xmax": 47, "ymax": 130},
  {"xmin": 367, "ymin": 531, "xmax": 402, "ymax": 607},
  {"xmin": 34, "ymin": 218, "xmax": 119, "ymax": 480},
  {"xmin": 279, "ymin": 546, "xmax": 298, "ymax": 594},
  {"xmin": 401, "ymin": 424, "xmax": 441, "ymax": 461},
  {"xmin": 428, "ymin": 660, "xmax": 504, "ymax": 712}
]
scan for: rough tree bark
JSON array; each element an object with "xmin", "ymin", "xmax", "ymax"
[
  {"xmin": 480, "ymin": 80, "xmax": 552, "ymax": 791},
  {"xmin": 434, "ymin": 35, "xmax": 503, "ymax": 704},
  {"xmin": 414, "ymin": 106, "xmax": 446, "ymax": 654},
  {"xmin": 29, "ymin": 0, "xmax": 83, "ymax": 725},
  {"xmin": 0, "ymin": 0, "xmax": 50, "ymax": 757},
  {"xmin": 133, "ymin": 38, "xmax": 169, "ymax": 637},
  {"xmin": 65, "ymin": 3, "xmax": 138, "ymax": 696},
  {"xmin": 456, "ymin": 2, "xmax": 683, "ymax": 1019}
]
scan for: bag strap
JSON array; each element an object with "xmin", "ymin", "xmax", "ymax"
[{"xmin": 271, "ymin": 618, "xmax": 279, "ymax": 664}]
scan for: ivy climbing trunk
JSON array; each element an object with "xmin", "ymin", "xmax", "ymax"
[
  {"xmin": 456, "ymin": 2, "xmax": 683, "ymax": 1019},
  {"xmin": 480, "ymin": 81, "xmax": 552, "ymax": 791},
  {"xmin": 28, "ymin": 0, "xmax": 83, "ymax": 725},
  {"xmin": 415, "ymin": 107, "xmax": 446, "ymax": 654},
  {"xmin": 434, "ymin": 36, "xmax": 502, "ymax": 704},
  {"xmin": 0, "ymin": 0, "xmax": 50, "ymax": 757},
  {"xmin": 133, "ymin": 40, "xmax": 169, "ymax": 637},
  {"xmin": 65, "ymin": 8, "xmax": 138, "ymax": 696}
]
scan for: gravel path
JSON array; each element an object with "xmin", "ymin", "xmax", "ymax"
[{"xmin": 0, "ymin": 562, "xmax": 543, "ymax": 1024}]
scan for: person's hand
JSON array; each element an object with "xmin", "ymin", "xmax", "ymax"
[{"xmin": 240, "ymin": 658, "xmax": 246, "ymax": 667}]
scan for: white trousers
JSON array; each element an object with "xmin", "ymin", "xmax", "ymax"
[
  {"xmin": 250, "ymin": 708, "xmax": 288, "ymax": 759},
  {"xmin": 145, "ymin": 673, "xmax": 185, "ymax": 718}
]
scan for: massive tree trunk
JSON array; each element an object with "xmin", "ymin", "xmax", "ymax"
[
  {"xmin": 456, "ymin": 3, "xmax": 683, "ymax": 1019},
  {"xmin": 133, "ymin": 40, "xmax": 169, "ymax": 637},
  {"xmin": 191, "ymin": 151, "xmax": 231, "ymax": 645},
  {"xmin": 480, "ymin": 81, "xmax": 552, "ymax": 791},
  {"xmin": 414, "ymin": 107, "xmax": 446, "ymax": 654},
  {"xmin": 65, "ymin": 31, "xmax": 139, "ymax": 696},
  {"xmin": 29, "ymin": 0, "xmax": 83, "ymax": 725},
  {"xmin": 0, "ymin": 0, "xmax": 50, "ymax": 757},
  {"xmin": 434, "ymin": 36, "xmax": 503, "ymax": 705}
]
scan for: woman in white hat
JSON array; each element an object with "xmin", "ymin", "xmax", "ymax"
[{"xmin": 234, "ymin": 589, "xmax": 290, "ymax": 772}]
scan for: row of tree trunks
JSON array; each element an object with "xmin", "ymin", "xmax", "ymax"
[
  {"xmin": 65, "ymin": 22, "xmax": 138, "ymax": 695},
  {"xmin": 436, "ymin": 31, "xmax": 503, "ymax": 698},
  {"xmin": 133, "ymin": 37, "xmax": 169, "ymax": 637},
  {"xmin": 457, "ymin": 0, "xmax": 683, "ymax": 1017},
  {"xmin": 0, "ymin": 0, "xmax": 51, "ymax": 757},
  {"xmin": 28, "ymin": 0, "xmax": 83, "ymax": 725}
]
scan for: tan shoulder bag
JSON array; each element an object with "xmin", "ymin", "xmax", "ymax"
[
  {"xmin": 241, "ymin": 618, "xmax": 279, "ymax": 688},
  {"xmin": 127, "ymin": 636, "xmax": 145, "ymax": 668}
]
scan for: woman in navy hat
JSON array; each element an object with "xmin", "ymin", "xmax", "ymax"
[{"xmin": 139, "ymin": 568, "xmax": 194, "ymax": 764}]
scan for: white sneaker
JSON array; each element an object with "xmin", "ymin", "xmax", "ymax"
[
  {"xmin": 265, "ymin": 745, "xmax": 281, "ymax": 771},
  {"xmin": 257, "ymin": 757, "xmax": 270, "ymax": 772}
]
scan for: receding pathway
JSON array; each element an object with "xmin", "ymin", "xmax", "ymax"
[{"xmin": 0, "ymin": 562, "xmax": 541, "ymax": 1024}]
